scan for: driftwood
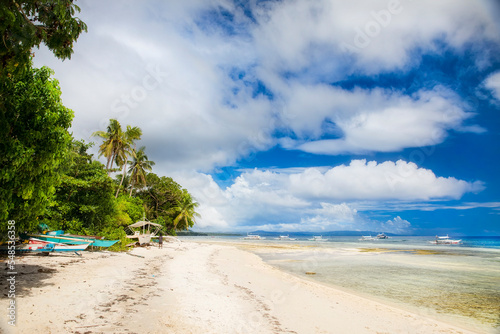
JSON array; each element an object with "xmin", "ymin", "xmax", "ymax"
[{"xmin": 126, "ymin": 252, "xmax": 145, "ymax": 258}]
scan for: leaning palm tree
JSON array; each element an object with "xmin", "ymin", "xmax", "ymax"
[
  {"xmin": 92, "ymin": 119, "xmax": 122, "ymax": 174},
  {"xmin": 169, "ymin": 189, "xmax": 200, "ymax": 231},
  {"xmin": 114, "ymin": 125, "xmax": 142, "ymax": 198},
  {"xmin": 128, "ymin": 146, "xmax": 155, "ymax": 197}
]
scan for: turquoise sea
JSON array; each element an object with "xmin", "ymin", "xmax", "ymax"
[{"xmin": 186, "ymin": 235, "xmax": 500, "ymax": 333}]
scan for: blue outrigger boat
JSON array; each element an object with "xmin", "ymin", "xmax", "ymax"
[
  {"xmin": 21, "ymin": 233, "xmax": 119, "ymax": 248},
  {"xmin": 1, "ymin": 238, "xmax": 90, "ymax": 256}
]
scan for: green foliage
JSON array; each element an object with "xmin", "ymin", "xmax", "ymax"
[
  {"xmin": 170, "ymin": 189, "xmax": 200, "ymax": 231},
  {"xmin": 137, "ymin": 172, "xmax": 199, "ymax": 233},
  {"xmin": 154, "ymin": 216, "xmax": 176, "ymax": 236},
  {"xmin": 0, "ymin": 0, "xmax": 87, "ymax": 77},
  {"xmin": 99, "ymin": 224, "xmax": 129, "ymax": 251},
  {"xmin": 42, "ymin": 140, "xmax": 117, "ymax": 235},
  {"xmin": 0, "ymin": 64, "xmax": 73, "ymax": 234},
  {"xmin": 128, "ymin": 146, "xmax": 155, "ymax": 197},
  {"xmin": 115, "ymin": 195, "xmax": 145, "ymax": 226},
  {"xmin": 92, "ymin": 119, "xmax": 142, "ymax": 174},
  {"xmin": 91, "ymin": 118, "xmax": 142, "ymax": 198}
]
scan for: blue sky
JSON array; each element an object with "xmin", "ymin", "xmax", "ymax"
[{"xmin": 34, "ymin": 0, "xmax": 500, "ymax": 235}]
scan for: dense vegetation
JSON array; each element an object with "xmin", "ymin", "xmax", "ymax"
[{"xmin": 0, "ymin": 1, "xmax": 199, "ymax": 245}]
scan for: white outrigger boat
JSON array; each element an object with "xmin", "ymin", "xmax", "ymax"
[
  {"xmin": 431, "ymin": 235, "xmax": 462, "ymax": 245},
  {"xmin": 308, "ymin": 235, "xmax": 327, "ymax": 241},
  {"xmin": 359, "ymin": 235, "xmax": 375, "ymax": 241},
  {"xmin": 126, "ymin": 221, "xmax": 163, "ymax": 245},
  {"xmin": 274, "ymin": 235, "xmax": 296, "ymax": 241},
  {"xmin": 243, "ymin": 233, "xmax": 266, "ymax": 240}
]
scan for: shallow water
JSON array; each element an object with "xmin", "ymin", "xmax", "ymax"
[
  {"xmin": 187, "ymin": 236, "xmax": 500, "ymax": 332},
  {"xmin": 258, "ymin": 241, "xmax": 500, "ymax": 332}
]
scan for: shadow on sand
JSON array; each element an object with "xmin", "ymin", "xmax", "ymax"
[{"xmin": 0, "ymin": 253, "xmax": 81, "ymax": 298}]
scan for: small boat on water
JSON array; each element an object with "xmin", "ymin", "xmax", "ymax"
[
  {"xmin": 359, "ymin": 235, "xmax": 376, "ymax": 241},
  {"xmin": 243, "ymin": 234, "xmax": 266, "ymax": 240},
  {"xmin": 308, "ymin": 235, "xmax": 327, "ymax": 241},
  {"xmin": 274, "ymin": 235, "xmax": 296, "ymax": 241},
  {"xmin": 376, "ymin": 233, "xmax": 389, "ymax": 239},
  {"xmin": 431, "ymin": 235, "xmax": 462, "ymax": 245}
]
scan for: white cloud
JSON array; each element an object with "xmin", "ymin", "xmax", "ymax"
[
  {"xmin": 277, "ymin": 85, "xmax": 477, "ymax": 154},
  {"xmin": 252, "ymin": 0, "xmax": 500, "ymax": 75},
  {"xmin": 289, "ymin": 160, "xmax": 484, "ymax": 201},
  {"xmin": 484, "ymin": 71, "xmax": 500, "ymax": 101},
  {"xmin": 29, "ymin": 1, "xmax": 496, "ymax": 233},
  {"xmin": 32, "ymin": 0, "xmax": 497, "ymax": 172},
  {"xmin": 381, "ymin": 216, "xmax": 412, "ymax": 234},
  {"xmin": 172, "ymin": 160, "xmax": 483, "ymax": 230}
]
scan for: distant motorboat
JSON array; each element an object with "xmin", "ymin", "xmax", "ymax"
[
  {"xmin": 308, "ymin": 235, "xmax": 327, "ymax": 241},
  {"xmin": 376, "ymin": 233, "xmax": 389, "ymax": 239},
  {"xmin": 431, "ymin": 235, "xmax": 462, "ymax": 245},
  {"xmin": 243, "ymin": 233, "xmax": 266, "ymax": 240},
  {"xmin": 274, "ymin": 235, "xmax": 296, "ymax": 241}
]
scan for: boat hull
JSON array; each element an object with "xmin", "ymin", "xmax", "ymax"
[
  {"xmin": 22, "ymin": 233, "xmax": 119, "ymax": 248},
  {"xmin": 1, "ymin": 240, "xmax": 90, "ymax": 253}
]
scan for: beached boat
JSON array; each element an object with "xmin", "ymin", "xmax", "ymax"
[
  {"xmin": 1, "ymin": 238, "xmax": 90, "ymax": 255},
  {"xmin": 243, "ymin": 234, "xmax": 266, "ymax": 240},
  {"xmin": 45, "ymin": 230, "xmax": 65, "ymax": 236},
  {"xmin": 126, "ymin": 221, "xmax": 163, "ymax": 245},
  {"xmin": 274, "ymin": 235, "xmax": 296, "ymax": 241},
  {"xmin": 431, "ymin": 235, "xmax": 462, "ymax": 245},
  {"xmin": 22, "ymin": 233, "xmax": 119, "ymax": 248},
  {"xmin": 308, "ymin": 235, "xmax": 327, "ymax": 241}
]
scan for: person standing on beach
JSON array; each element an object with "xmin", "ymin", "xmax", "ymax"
[{"xmin": 158, "ymin": 233, "xmax": 163, "ymax": 249}]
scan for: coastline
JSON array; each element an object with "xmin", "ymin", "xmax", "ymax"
[{"xmin": 0, "ymin": 241, "xmax": 493, "ymax": 333}]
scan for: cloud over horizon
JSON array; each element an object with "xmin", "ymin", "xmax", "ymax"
[
  {"xmin": 33, "ymin": 0, "xmax": 500, "ymax": 234},
  {"xmin": 172, "ymin": 160, "xmax": 484, "ymax": 232}
]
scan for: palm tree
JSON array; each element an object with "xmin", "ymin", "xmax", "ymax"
[
  {"xmin": 169, "ymin": 189, "xmax": 200, "ymax": 231},
  {"xmin": 92, "ymin": 119, "xmax": 122, "ymax": 173},
  {"xmin": 114, "ymin": 125, "xmax": 142, "ymax": 198},
  {"xmin": 128, "ymin": 146, "xmax": 155, "ymax": 197}
]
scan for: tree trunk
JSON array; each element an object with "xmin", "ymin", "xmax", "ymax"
[
  {"xmin": 129, "ymin": 178, "xmax": 135, "ymax": 197},
  {"xmin": 109, "ymin": 151, "xmax": 117, "ymax": 175},
  {"xmin": 115, "ymin": 159, "xmax": 128, "ymax": 198}
]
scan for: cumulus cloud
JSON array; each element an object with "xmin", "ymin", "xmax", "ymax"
[
  {"xmin": 252, "ymin": 0, "xmax": 500, "ymax": 75},
  {"xmin": 381, "ymin": 216, "xmax": 412, "ymax": 234},
  {"xmin": 289, "ymin": 160, "xmax": 484, "ymax": 201},
  {"xmin": 172, "ymin": 160, "xmax": 483, "ymax": 230},
  {"xmin": 30, "ymin": 1, "xmax": 495, "ymax": 232},
  {"xmin": 484, "ymin": 71, "xmax": 500, "ymax": 101},
  {"xmin": 277, "ymin": 85, "xmax": 476, "ymax": 154},
  {"xmin": 33, "ymin": 0, "xmax": 497, "ymax": 172}
]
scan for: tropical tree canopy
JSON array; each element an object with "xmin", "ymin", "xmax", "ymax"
[
  {"xmin": 0, "ymin": 0, "xmax": 87, "ymax": 76},
  {"xmin": 128, "ymin": 146, "xmax": 155, "ymax": 197},
  {"xmin": 113, "ymin": 124, "xmax": 142, "ymax": 197},
  {"xmin": 0, "ymin": 64, "xmax": 73, "ymax": 233},
  {"xmin": 170, "ymin": 189, "xmax": 200, "ymax": 231},
  {"xmin": 42, "ymin": 140, "xmax": 117, "ymax": 234},
  {"xmin": 92, "ymin": 119, "xmax": 142, "ymax": 198},
  {"xmin": 92, "ymin": 118, "xmax": 122, "ymax": 172}
]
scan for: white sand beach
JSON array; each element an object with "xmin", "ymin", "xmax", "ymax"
[{"xmin": 0, "ymin": 241, "xmax": 488, "ymax": 333}]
